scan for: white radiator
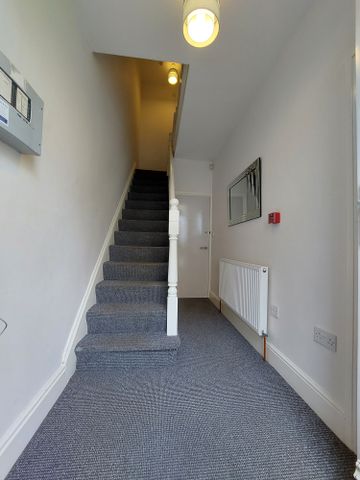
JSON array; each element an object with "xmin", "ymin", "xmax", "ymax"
[{"xmin": 219, "ymin": 259, "xmax": 269, "ymax": 336}]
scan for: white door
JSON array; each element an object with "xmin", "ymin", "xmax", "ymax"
[{"xmin": 178, "ymin": 195, "xmax": 210, "ymax": 298}]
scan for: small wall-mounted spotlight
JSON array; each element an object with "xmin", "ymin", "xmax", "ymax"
[{"xmin": 168, "ymin": 68, "xmax": 179, "ymax": 86}]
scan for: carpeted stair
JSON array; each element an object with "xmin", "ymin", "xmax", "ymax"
[{"xmin": 75, "ymin": 169, "xmax": 180, "ymax": 369}]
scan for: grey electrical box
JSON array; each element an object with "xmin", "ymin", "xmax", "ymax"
[{"xmin": 0, "ymin": 50, "xmax": 44, "ymax": 156}]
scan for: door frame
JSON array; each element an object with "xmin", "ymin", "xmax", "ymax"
[{"xmin": 177, "ymin": 192, "xmax": 212, "ymax": 298}]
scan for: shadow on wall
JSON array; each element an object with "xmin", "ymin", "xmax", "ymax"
[
  {"xmin": 137, "ymin": 58, "xmax": 181, "ymax": 172},
  {"xmin": 94, "ymin": 54, "xmax": 142, "ymax": 167},
  {"xmin": 95, "ymin": 55, "xmax": 181, "ymax": 172}
]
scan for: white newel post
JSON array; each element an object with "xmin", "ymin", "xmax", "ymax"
[
  {"xmin": 167, "ymin": 198, "xmax": 179, "ymax": 336},
  {"xmin": 355, "ymin": 460, "xmax": 360, "ymax": 480}
]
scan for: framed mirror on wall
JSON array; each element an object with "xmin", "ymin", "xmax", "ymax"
[{"xmin": 228, "ymin": 157, "xmax": 262, "ymax": 226}]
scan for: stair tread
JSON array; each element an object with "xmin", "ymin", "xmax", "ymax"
[
  {"xmin": 122, "ymin": 210, "xmax": 168, "ymax": 220},
  {"xmin": 111, "ymin": 245, "xmax": 168, "ymax": 250},
  {"xmin": 127, "ymin": 198, "xmax": 167, "ymax": 202},
  {"xmin": 119, "ymin": 219, "xmax": 168, "ymax": 222},
  {"xmin": 135, "ymin": 169, "xmax": 167, "ymax": 174},
  {"xmin": 115, "ymin": 231, "xmax": 169, "ymax": 235},
  {"xmin": 109, "ymin": 244, "xmax": 168, "ymax": 263},
  {"xmin": 105, "ymin": 260, "xmax": 168, "ymax": 266},
  {"xmin": 132, "ymin": 182, "xmax": 168, "ymax": 188},
  {"xmin": 124, "ymin": 208, "xmax": 168, "ymax": 213},
  {"xmin": 126, "ymin": 200, "xmax": 168, "ymax": 206},
  {"xmin": 114, "ymin": 231, "xmax": 169, "ymax": 247},
  {"xmin": 88, "ymin": 302, "xmax": 166, "ymax": 316},
  {"xmin": 98, "ymin": 280, "xmax": 167, "ymax": 287},
  {"xmin": 128, "ymin": 192, "xmax": 169, "ymax": 199},
  {"xmin": 76, "ymin": 333, "xmax": 180, "ymax": 352},
  {"xmin": 117, "ymin": 230, "xmax": 169, "ymax": 235},
  {"xmin": 130, "ymin": 187, "xmax": 168, "ymax": 193},
  {"xmin": 119, "ymin": 220, "xmax": 168, "ymax": 222}
]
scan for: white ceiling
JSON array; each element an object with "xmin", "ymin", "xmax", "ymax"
[{"xmin": 75, "ymin": 0, "xmax": 314, "ymax": 161}]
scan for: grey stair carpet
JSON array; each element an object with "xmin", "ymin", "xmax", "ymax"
[
  {"xmin": 103, "ymin": 261, "xmax": 168, "ymax": 281},
  {"xmin": 132, "ymin": 179, "xmax": 169, "ymax": 187},
  {"xmin": 118, "ymin": 219, "xmax": 168, "ymax": 232},
  {"xmin": 131, "ymin": 184, "xmax": 168, "ymax": 193},
  {"xmin": 125, "ymin": 200, "xmax": 169, "ymax": 210},
  {"xmin": 109, "ymin": 245, "xmax": 169, "ymax": 262},
  {"xmin": 75, "ymin": 169, "xmax": 179, "ymax": 370},
  {"xmin": 87, "ymin": 303, "xmax": 167, "ymax": 334},
  {"xmin": 114, "ymin": 231, "xmax": 169, "ymax": 246},
  {"xmin": 76, "ymin": 333, "xmax": 179, "ymax": 369},
  {"xmin": 122, "ymin": 209, "xmax": 168, "ymax": 220},
  {"xmin": 6, "ymin": 300, "xmax": 356, "ymax": 480},
  {"xmin": 128, "ymin": 191, "xmax": 169, "ymax": 201},
  {"xmin": 95, "ymin": 280, "xmax": 168, "ymax": 304}
]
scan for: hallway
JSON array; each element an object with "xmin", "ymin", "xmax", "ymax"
[{"xmin": 6, "ymin": 300, "xmax": 355, "ymax": 480}]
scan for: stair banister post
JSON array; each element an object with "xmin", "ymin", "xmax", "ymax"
[{"xmin": 167, "ymin": 198, "xmax": 179, "ymax": 336}]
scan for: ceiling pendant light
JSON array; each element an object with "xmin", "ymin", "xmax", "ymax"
[
  {"xmin": 183, "ymin": 0, "xmax": 220, "ymax": 48},
  {"xmin": 168, "ymin": 67, "xmax": 179, "ymax": 86}
]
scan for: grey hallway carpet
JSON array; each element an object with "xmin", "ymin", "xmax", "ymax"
[{"xmin": 6, "ymin": 299, "xmax": 356, "ymax": 479}]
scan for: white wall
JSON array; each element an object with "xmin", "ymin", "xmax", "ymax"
[
  {"xmin": 355, "ymin": 0, "xmax": 360, "ymax": 474},
  {"xmin": 211, "ymin": 0, "xmax": 355, "ymax": 449},
  {"xmin": 173, "ymin": 157, "xmax": 212, "ymax": 195},
  {"xmin": 0, "ymin": 1, "xmax": 138, "ymax": 476}
]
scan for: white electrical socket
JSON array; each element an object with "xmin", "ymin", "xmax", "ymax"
[
  {"xmin": 313, "ymin": 326, "xmax": 337, "ymax": 352},
  {"xmin": 270, "ymin": 305, "xmax": 279, "ymax": 319}
]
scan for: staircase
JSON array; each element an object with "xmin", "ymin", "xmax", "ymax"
[{"xmin": 75, "ymin": 169, "xmax": 180, "ymax": 369}]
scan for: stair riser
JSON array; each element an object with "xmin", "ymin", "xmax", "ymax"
[
  {"xmin": 130, "ymin": 185, "xmax": 168, "ymax": 194},
  {"xmin": 134, "ymin": 170, "xmax": 167, "ymax": 177},
  {"xmin": 76, "ymin": 349, "xmax": 177, "ymax": 369},
  {"xmin": 103, "ymin": 262, "xmax": 168, "ymax": 281},
  {"xmin": 133, "ymin": 176, "xmax": 167, "ymax": 181},
  {"xmin": 133, "ymin": 177, "xmax": 167, "ymax": 182},
  {"xmin": 114, "ymin": 231, "xmax": 169, "ymax": 247},
  {"xmin": 132, "ymin": 182, "xmax": 168, "ymax": 190},
  {"xmin": 96, "ymin": 285, "xmax": 168, "ymax": 304},
  {"xmin": 86, "ymin": 313, "xmax": 166, "ymax": 334},
  {"xmin": 122, "ymin": 209, "xmax": 168, "ymax": 221},
  {"xmin": 110, "ymin": 245, "xmax": 169, "ymax": 262},
  {"xmin": 132, "ymin": 185, "xmax": 168, "ymax": 193},
  {"xmin": 125, "ymin": 200, "xmax": 169, "ymax": 210},
  {"xmin": 118, "ymin": 220, "xmax": 168, "ymax": 232},
  {"xmin": 132, "ymin": 178, "xmax": 167, "ymax": 186},
  {"xmin": 134, "ymin": 171, "xmax": 167, "ymax": 179},
  {"xmin": 134, "ymin": 168, "xmax": 167, "ymax": 173},
  {"xmin": 128, "ymin": 192, "xmax": 169, "ymax": 201}
]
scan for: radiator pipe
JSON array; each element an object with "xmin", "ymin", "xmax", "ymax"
[{"xmin": 263, "ymin": 335, "xmax": 267, "ymax": 362}]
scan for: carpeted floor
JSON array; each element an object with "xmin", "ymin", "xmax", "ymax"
[{"xmin": 6, "ymin": 299, "xmax": 356, "ymax": 479}]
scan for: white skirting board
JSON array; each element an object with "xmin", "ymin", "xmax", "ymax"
[
  {"xmin": 61, "ymin": 163, "xmax": 136, "ymax": 373},
  {"xmin": 209, "ymin": 290, "xmax": 221, "ymax": 310},
  {"xmin": 209, "ymin": 291, "xmax": 354, "ymax": 452},
  {"xmin": 0, "ymin": 164, "xmax": 136, "ymax": 480},
  {"xmin": 0, "ymin": 366, "xmax": 69, "ymax": 480}
]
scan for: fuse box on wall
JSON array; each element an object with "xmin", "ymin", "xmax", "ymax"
[{"xmin": 0, "ymin": 50, "xmax": 44, "ymax": 155}]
